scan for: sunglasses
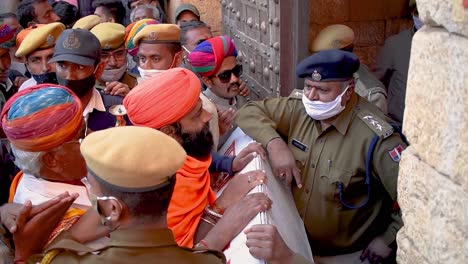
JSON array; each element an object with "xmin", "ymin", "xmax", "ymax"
[{"xmin": 216, "ymin": 64, "xmax": 243, "ymax": 83}]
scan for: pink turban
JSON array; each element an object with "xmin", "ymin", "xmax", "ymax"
[{"xmin": 124, "ymin": 67, "xmax": 201, "ymax": 129}]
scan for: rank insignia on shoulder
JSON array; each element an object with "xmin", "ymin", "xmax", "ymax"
[
  {"xmin": 388, "ymin": 144, "xmax": 404, "ymax": 162},
  {"xmin": 358, "ymin": 111, "xmax": 393, "ymax": 138},
  {"xmin": 288, "ymin": 89, "xmax": 303, "ymax": 99}
]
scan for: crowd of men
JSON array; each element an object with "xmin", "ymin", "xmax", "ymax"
[{"xmin": 0, "ymin": 0, "xmax": 420, "ymax": 263}]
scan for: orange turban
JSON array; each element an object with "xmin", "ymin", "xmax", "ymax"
[{"xmin": 124, "ymin": 67, "xmax": 201, "ymax": 129}]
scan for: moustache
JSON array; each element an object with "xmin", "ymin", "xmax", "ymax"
[{"xmin": 228, "ymin": 82, "xmax": 240, "ymax": 91}]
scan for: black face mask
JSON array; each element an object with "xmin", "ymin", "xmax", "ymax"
[
  {"xmin": 180, "ymin": 123, "xmax": 214, "ymax": 159},
  {"xmin": 57, "ymin": 74, "xmax": 95, "ymax": 98},
  {"xmin": 32, "ymin": 72, "xmax": 58, "ymax": 84}
]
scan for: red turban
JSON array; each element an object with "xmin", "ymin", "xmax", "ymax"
[
  {"xmin": 124, "ymin": 67, "xmax": 201, "ymax": 128},
  {"xmin": 1, "ymin": 84, "xmax": 83, "ymax": 152}
]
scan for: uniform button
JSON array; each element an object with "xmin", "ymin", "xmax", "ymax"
[
  {"xmin": 311, "ymin": 163, "xmax": 315, "ymax": 168},
  {"xmin": 305, "ymin": 188, "xmax": 310, "ymax": 194}
]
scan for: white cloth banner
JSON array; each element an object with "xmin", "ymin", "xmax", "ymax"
[{"xmin": 215, "ymin": 128, "xmax": 313, "ymax": 264}]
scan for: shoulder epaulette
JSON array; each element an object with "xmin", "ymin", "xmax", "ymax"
[
  {"xmin": 357, "ymin": 110, "xmax": 394, "ymax": 139},
  {"xmin": 289, "ymin": 89, "xmax": 303, "ymax": 99}
]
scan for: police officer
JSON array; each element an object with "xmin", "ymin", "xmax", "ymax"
[
  {"xmin": 15, "ymin": 22, "xmax": 65, "ymax": 90},
  {"xmin": 236, "ymin": 50, "xmax": 406, "ymax": 264},
  {"xmin": 19, "ymin": 126, "xmax": 226, "ymax": 263},
  {"xmin": 91, "ymin": 22, "xmax": 137, "ymax": 96},
  {"xmin": 311, "ymin": 24, "xmax": 388, "ymax": 114},
  {"xmin": 132, "ymin": 23, "xmax": 182, "ymax": 84}
]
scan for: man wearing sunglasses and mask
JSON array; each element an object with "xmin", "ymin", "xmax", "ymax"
[
  {"xmin": 16, "ymin": 22, "xmax": 65, "ymax": 91},
  {"xmin": 236, "ymin": 50, "xmax": 407, "ymax": 264},
  {"xmin": 189, "ymin": 36, "xmax": 247, "ymax": 147},
  {"xmin": 49, "ymin": 28, "xmax": 128, "ymax": 132},
  {"xmin": 90, "ymin": 22, "xmax": 137, "ymax": 97}
]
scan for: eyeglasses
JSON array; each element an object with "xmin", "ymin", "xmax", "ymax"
[
  {"xmin": 216, "ymin": 64, "xmax": 243, "ymax": 83},
  {"xmin": 101, "ymin": 50, "xmax": 126, "ymax": 63}
]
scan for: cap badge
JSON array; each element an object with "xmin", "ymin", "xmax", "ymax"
[
  {"xmin": 46, "ymin": 34, "xmax": 54, "ymax": 45},
  {"xmin": 148, "ymin": 32, "xmax": 157, "ymax": 41},
  {"xmin": 104, "ymin": 43, "xmax": 111, "ymax": 49},
  {"xmin": 312, "ymin": 70, "xmax": 322, "ymax": 81},
  {"xmin": 63, "ymin": 31, "xmax": 81, "ymax": 49}
]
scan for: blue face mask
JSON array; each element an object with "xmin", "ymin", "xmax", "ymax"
[{"xmin": 413, "ymin": 15, "xmax": 424, "ymax": 30}]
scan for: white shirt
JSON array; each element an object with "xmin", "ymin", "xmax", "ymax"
[
  {"xmin": 83, "ymin": 88, "xmax": 106, "ymax": 117},
  {"xmin": 18, "ymin": 77, "xmax": 37, "ymax": 91},
  {"xmin": 13, "ymin": 173, "xmax": 91, "ymax": 210}
]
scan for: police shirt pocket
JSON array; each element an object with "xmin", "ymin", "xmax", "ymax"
[{"xmin": 320, "ymin": 166, "xmax": 354, "ymax": 201}]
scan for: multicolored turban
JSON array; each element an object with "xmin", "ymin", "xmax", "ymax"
[
  {"xmin": 125, "ymin": 19, "xmax": 159, "ymax": 56},
  {"xmin": 1, "ymin": 84, "xmax": 83, "ymax": 152},
  {"xmin": 0, "ymin": 23, "xmax": 15, "ymax": 49},
  {"xmin": 124, "ymin": 67, "xmax": 201, "ymax": 129},
  {"xmin": 188, "ymin": 35, "xmax": 237, "ymax": 77}
]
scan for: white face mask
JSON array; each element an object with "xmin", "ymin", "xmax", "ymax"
[
  {"xmin": 137, "ymin": 67, "xmax": 166, "ymax": 83},
  {"xmin": 302, "ymin": 86, "xmax": 349, "ymax": 120},
  {"xmin": 101, "ymin": 65, "xmax": 127, "ymax": 82},
  {"xmin": 137, "ymin": 51, "xmax": 182, "ymax": 83}
]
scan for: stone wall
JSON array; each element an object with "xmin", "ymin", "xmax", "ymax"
[
  {"xmin": 309, "ymin": 0, "xmax": 413, "ymax": 70},
  {"xmin": 397, "ymin": 0, "xmax": 468, "ymax": 263},
  {"xmin": 168, "ymin": 0, "xmax": 222, "ymax": 36}
]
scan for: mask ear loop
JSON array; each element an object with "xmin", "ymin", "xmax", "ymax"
[
  {"xmin": 169, "ymin": 51, "xmax": 183, "ymax": 69},
  {"xmin": 182, "ymin": 45, "xmax": 191, "ymax": 60},
  {"xmin": 97, "ymin": 196, "xmax": 124, "ymax": 231}
]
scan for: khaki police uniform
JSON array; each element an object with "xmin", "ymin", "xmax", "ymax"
[
  {"xmin": 236, "ymin": 50, "xmax": 406, "ymax": 259},
  {"xmin": 237, "ymin": 92, "xmax": 405, "ymax": 256},
  {"xmin": 354, "ymin": 64, "xmax": 387, "ymax": 114},
  {"xmin": 30, "ymin": 126, "xmax": 226, "ymax": 263},
  {"xmin": 91, "ymin": 23, "xmax": 138, "ymax": 89},
  {"xmin": 35, "ymin": 228, "xmax": 225, "ymax": 264}
]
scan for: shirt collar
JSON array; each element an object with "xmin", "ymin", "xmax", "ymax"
[
  {"xmin": 109, "ymin": 228, "xmax": 177, "ymax": 247},
  {"xmin": 5, "ymin": 78, "xmax": 13, "ymax": 92},
  {"xmin": 82, "ymin": 88, "xmax": 106, "ymax": 116},
  {"xmin": 328, "ymin": 93, "xmax": 359, "ymax": 136}
]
